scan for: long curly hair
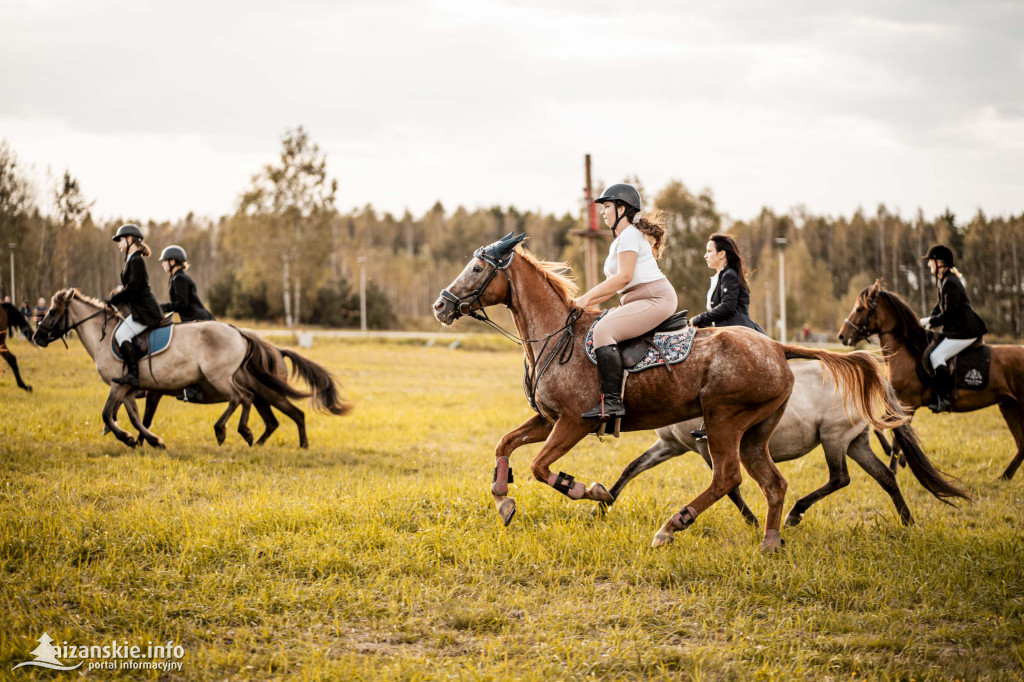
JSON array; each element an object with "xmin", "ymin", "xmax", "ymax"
[{"xmin": 622, "ymin": 207, "xmax": 667, "ymax": 259}]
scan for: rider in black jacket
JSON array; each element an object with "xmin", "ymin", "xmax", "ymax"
[
  {"xmin": 159, "ymin": 245, "xmax": 214, "ymax": 322},
  {"xmin": 107, "ymin": 224, "xmax": 162, "ymax": 388},
  {"xmin": 920, "ymin": 244, "xmax": 988, "ymax": 412},
  {"xmin": 159, "ymin": 245, "xmax": 214, "ymax": 402}
]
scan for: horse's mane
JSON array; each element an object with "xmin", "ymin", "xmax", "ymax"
[
  {"xmin": 867, "ymin": 285, "xmax": 929, "ymax": 357},
  {"xmin": 515, "ymin": 246, "xmax": 579, "ymax": 306},
  {"xmin": 53, "ymin": 288, "xmax": 106, "ymax": 310}
]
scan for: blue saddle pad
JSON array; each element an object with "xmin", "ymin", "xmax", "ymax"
[
  {"xmin": 585, "ymin": 311, "xmax": 697, "ymax": 372},
  {"xmin": 111, "ymin": 323, "xmax": 174, "ymax": 360}
]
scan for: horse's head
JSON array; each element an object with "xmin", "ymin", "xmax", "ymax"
[
  {"xmin": 32, "ymin": 289, "xmax": 76, "ymax": 347},
  {"xmin": 433, "ymin": 231, "xmax": 526, "ymax": 325},
  {"xmin": 838, "ymin": 280, "xmax": 884, "ymax": 346}
]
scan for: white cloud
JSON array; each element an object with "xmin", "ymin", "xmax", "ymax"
[{"xmin": 0, "ymin": 0, "xmax": 1021, "ymax": 222}]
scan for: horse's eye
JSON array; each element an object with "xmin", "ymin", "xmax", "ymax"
[
  {"xmin": 855, "ymin": 306, "xmax": 864, "ymax": 313},
  {"xmin": 473, "ymin": 265, "xmax": 482, "ymax": 273}
]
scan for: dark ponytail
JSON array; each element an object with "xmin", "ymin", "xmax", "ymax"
[
  {"xmin": 709, "ymin": 233, "xmax": 749, "ymax": 290},
  {"xmin": 623, "ymin": 207, "xmax": 667, "ymax": 259}
]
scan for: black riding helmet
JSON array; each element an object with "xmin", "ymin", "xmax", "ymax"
[
  {"xmin": 593, "ymin": 183, "xmax": 642, "ymax": 236},
  {"xmin": 112, "ymin": 223, "xmax": 144, "ymax": 242},
  {"xmin": 922, "ymin": 244, "xmax": 955, "ymax": 267},
  {"xmin": 159, "ymin": 245, "xmax": 188, "ymax": 263}
]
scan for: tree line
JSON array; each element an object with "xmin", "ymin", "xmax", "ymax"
[{"xmin": 1, "ymin": 131, "xmax": 1021, "ymax": 339}]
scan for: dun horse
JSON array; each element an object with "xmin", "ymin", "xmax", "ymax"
[
  {"xmin": 433, "ymin": 233, "xmax": 908, "ymax": 550},
  {"xmin": 33, "ymin": 289, "xmax": 350, "ymax": 448},
  {"xmin": 115, "ymin": 344, "xmax": 339, "ymax": 448},
  {"xmin": 598, "ymin": 361, "xmax": 969, "ymax": 526},
  {"xmin": 1, "ymin": 302, "xmax": 33, "ymax": 392},
  {"xmin": 840, "ymin": 280, "xmax": 1024, "ymax": 479}
]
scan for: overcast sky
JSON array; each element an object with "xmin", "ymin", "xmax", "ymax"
[{"xmin": 2, "ymin": 0, "xmax": 1022, "ymax": 225}]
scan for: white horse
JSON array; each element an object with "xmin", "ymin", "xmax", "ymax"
[
  {"xmin": 598, "ymin": 361, "xmax": 969, "ymax": 525},
  {"xmin": 33, "ymin": 289, "xmax": 348, "ymax": 448}
]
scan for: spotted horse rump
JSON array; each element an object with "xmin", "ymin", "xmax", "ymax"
[{"xmin": 585, "ymin": 310, "xmax": 696, "ymax": 372}]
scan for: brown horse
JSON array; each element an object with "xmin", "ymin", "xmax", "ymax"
[
  {"xmin": 839, "ymin": 279, "xmax": 1024, "ymax": 480},
  {"xmin": 1, "ymin": 302, "xmax": 33, "ymax": 392},
  {"xmin": 433, "ymin": 233, "xmax": 908, "ymax": 550}
]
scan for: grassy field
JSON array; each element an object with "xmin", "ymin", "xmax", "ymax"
[{"xmin": 1, "ymin": 334, "xmax": 1022, "ymax": 680}]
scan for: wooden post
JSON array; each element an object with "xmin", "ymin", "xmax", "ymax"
[{"xmin": 571, "ymin": 154, "xmax": 609, "ymax": 293}]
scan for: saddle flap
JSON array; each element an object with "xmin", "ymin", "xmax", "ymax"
[{"xmin": 111, "ymin": 322, "xmax": 174, "ymax": 360}]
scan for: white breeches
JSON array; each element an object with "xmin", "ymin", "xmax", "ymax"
[
  {"xmin": 114, "ymin": 314, "xmax": 147, "ymax": 346},
  {"xmin": 930, "ymin": 337, "xmax": 978, "ymax": 369}
]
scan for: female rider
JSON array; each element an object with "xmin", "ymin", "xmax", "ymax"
[{"xmin": 107, "ymin": 224, "xmax": 163, "ymax": 388}]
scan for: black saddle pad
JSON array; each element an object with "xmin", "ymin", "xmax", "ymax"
[{"xmin": 953, "ymin": 344, "xmax": 990, "ymax": 391}]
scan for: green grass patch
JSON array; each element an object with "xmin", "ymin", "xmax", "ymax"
[{"xmin": 1, "ymin": 335, "xmax": 1022, "ymax": 680}]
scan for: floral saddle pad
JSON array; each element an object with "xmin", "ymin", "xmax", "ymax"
[{"xmin": 584, "ymin": 311, "xmax": 697, "ymax": 373}]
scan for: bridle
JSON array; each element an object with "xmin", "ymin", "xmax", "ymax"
[
  {"xmin": 439, "ymin": 246, "xmax": 520, "ymax": 341},
  {"xmin": 841, "ymin": 293, "xmax": 895, "ymax": 344},
  {"xmin": 36, "ymin": 296, "xmax": 114, "ymax": 349},
  {"xmin": 439, "ymin": 245, "xmax": 583, "ymax": 413}
]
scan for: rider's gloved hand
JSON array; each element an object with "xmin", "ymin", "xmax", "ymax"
[{"xmin": 919, "ymin": 317, "xmax": 931, "ymax": 328}]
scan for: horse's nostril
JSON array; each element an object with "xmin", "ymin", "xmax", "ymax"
[{"xmin": 433, "ymin": 301, "xmax": 444, "ymax": 311}]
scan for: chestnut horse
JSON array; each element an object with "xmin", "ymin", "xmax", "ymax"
[
  {"xmin": 839, "ymin": 280, "xmax": 1024, "ymax": 480},
  {"xmin": 433, "ymin": 233, "xmax": 907, "ymax": 550},
  {"xmin": 1, "ymin": 302, "xmax": 33, "ymax": 391}
]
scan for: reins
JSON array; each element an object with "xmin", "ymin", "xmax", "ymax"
[{"xmin": 442, "ymin": 248, "xmax": 584, "ymax": 413}]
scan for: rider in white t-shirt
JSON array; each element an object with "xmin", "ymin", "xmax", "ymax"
[{"xmin": 575, "ymin": 183, "xmax": 677, "ymax": 421}]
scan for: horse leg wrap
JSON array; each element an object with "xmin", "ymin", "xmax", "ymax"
[
  {"xmin": 548, "ymin": 471, "xmax": 584, "ymax": 499},
  {"xmin": 669, "ymin": 506, "xmax": 698, "ymax": 531},
  {"xmin": 491, "ymin": 457, "xmax": 513, "ymax": 496}
]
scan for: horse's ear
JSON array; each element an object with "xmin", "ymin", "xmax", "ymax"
[{"xmin": 869, "ymin": 279, "xmax": 882, "ymax": 295}]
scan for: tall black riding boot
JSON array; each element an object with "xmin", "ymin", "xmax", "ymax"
[
  {"xmin": 582, "ymin": 345, "xmax": 626, "ymax": 420},
  {"xmin": 928, "ymin": 365, "xmax": 953, "ymax": 413},
  {"xmin": 112, "ymin": 340, "xmax": 140, "ymax": 388}
]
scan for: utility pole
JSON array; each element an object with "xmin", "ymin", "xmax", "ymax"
[
  {"xmin": 358, "ymin": 256, "xmax": 367, "ymax": 333},
  {"xmin": 569, "ymin": 154, "xmax": 609, "ymax": 292},
  {"xmin": 776, "ymin": 237, "xmax": 788, "ymax": 342},
  {"xmin": 8, "ymin": 243, "xmax": 15, "ymax": 303}
]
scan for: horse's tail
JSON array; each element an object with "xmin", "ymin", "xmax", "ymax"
[
  {"xmin": 782, "ymin": 345, "xmax": 907, "ymax": 432},
  {"xmin": 3, "ymin": 303, "xmax": 33, "ymax": 341},
  {"xmin": 236, "ymin": 329, "xmax": 311, "ymax": 401},
  {"xmin": 279, "ymin": 347, "xmax": 353, "ymax": 416},
  {"xmin": 885, "ymin": 384, "xmax": 972, "ymax": 506}
]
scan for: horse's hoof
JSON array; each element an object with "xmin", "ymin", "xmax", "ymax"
[
  {"xmin": 215, "ymin": 431, "xmax": 226, "ymax": 446},
  {"xmin": 125, "ymin": 437, "xmax": 137, "ymax": 448},
  {"xmin": 241, "ymin": 432, "xmax": 254, "ymax": 447},
  {"xmin": 784, "ymin": 513, "xmax": 802, "ymax": 527},
  {"xmin": 150, "ymin": 438, "xmax": 166, "ymax": 450},
  {"xmin": 651, "ymin": 531, "xmax": 674, "ymax": 548},
  {"xmin": 587, "ymin": 483, "xmax": 614, "ymax": 504},
  {"xmin": 102, "ymin": 425, "xmax": 111, "ymax": 436},
  {"xmin": 590, "ymin": 502, "xmax": 608, "ymax": 518},
  {"xmin": 759, "ymin": 529, "xmax": 783, "ymax": 553},
  {"xmin": 21, "ymin": 385, "xmax": 32, "ymax": 392},
  {"xmin": 497, "ymin": 498, "xmax": 516, "ymax": 527}
]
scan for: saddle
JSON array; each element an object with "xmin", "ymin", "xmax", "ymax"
[
  {"xmin": 112, "ymin": 314, "xmax": 175, "ymax": 360},
  {"xmin": 917, "ymin": 338, "xmax": 990, "ymax": 397},
  {"xmin": 952, "ymin": 340, "xmax": 990, "ymax": 391},
  {"xmin": 586, "ymin": 310, "xmax": 695, "ymax": 372}
]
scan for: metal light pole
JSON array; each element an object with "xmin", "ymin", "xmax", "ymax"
[
  {"xmin": 357, "ymin": 256, "xmax": 367, "ymax": 333},
  {"xmin": 775, "ymin": 237, "xmax": 787, "ymax": 342},
  {"xmin": 8, "ymin": 243, "xmax": 15, "ymax": 303}
]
